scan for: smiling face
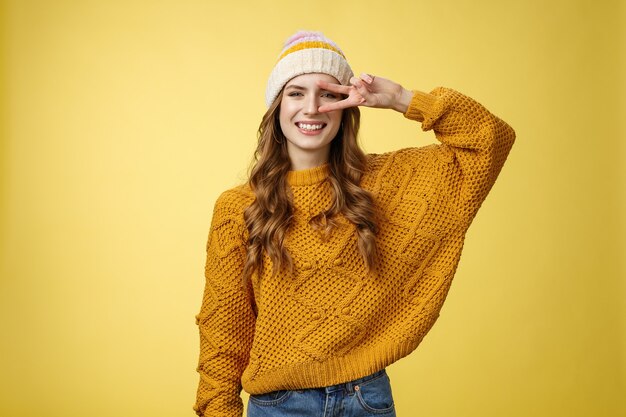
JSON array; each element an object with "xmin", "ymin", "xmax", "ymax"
[{"xmin": 278, "ymin": 73, "xmax": 344, "ymax": 170}]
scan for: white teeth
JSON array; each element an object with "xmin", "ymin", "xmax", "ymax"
[{"xmin": 297, "ymin": 123, "xmax": 324, "ymax": 131}]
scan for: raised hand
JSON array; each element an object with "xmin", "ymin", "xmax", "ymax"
[{"xmin": 317, "ymin": 74, "xmax": 413, "ymax": 113}]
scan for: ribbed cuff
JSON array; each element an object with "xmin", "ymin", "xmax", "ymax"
[{"xmin": 403, "ymin": 90, "xmax": 437, "ymax": 122}]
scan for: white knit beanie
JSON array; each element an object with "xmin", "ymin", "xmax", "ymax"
[{"xmin": 265, "ymin": 31, "xmax": 353, "ymax": 108}]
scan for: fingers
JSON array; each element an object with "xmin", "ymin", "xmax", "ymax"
[
  {"xmin": 360, "ymin": 73, "xmax": 374, "ymax": 84},
  {"xmin": 318, "ymin": 96, "xmax": 363, "ymax": 113},
  {"xmin": 316, "ymin": 80, "xmax": 352, "ymax": 95},
  {"xmin": 349, "ymin": 76, "xmax": 364, "ymax": 87},
  {"xmin": 317, "ymin": 73, "xmax": 377, "ymax": 112},
  {"xmin": 317, "ymin": 74, "xmax": 376, "ymax": 91},
  {"xmin": 349, "ymin": 76, "xmax": 373, "ymax": 103}
]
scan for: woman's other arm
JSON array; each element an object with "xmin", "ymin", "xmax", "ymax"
[{"xmin": 194, "ymin": 190, "xmax": 256, "ymax": 417}]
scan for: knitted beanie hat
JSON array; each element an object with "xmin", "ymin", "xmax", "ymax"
[{"xmin": 265, "ymin": 31, "xmax": 353, "ymax": 107}]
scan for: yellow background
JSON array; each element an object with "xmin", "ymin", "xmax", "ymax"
[{"xmin": 1, "ymin": 0, "xmax": 624, "ymax": 416}]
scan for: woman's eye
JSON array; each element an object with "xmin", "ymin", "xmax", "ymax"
[
  {"xmin": 287, "ymin": 92, "xmax": 303, "ymax": 97},
  {"xmin": 322, "ymin": 93, "xmax": 338, "ymax": 99}
]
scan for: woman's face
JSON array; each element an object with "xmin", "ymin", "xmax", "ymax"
[{"xmin": 279, "ymin": 73, "xmax": 343, "ymax": 170}]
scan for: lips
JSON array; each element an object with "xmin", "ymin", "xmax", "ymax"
[{"xmin": 296, "ymin": 121, "xmax": 326, "ymax": 132}]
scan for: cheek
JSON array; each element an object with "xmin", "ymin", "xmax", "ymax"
[{"xmin": 278, "ymin": 102, "xmax": 296, "ymax": 128}]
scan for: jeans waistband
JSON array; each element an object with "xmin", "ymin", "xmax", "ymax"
[{"xmin": 323, "ymin": 369, "xmax": 386, "ymax": 394}]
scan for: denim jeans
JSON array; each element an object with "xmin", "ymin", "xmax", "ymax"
[{"xmin": 247, "ymin": 369, "xmax": 396, "ymax": 417}]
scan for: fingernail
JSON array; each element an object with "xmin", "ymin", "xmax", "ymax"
[{"xmin": 361, "ymin": 73, "xmax": 373, "ymax": 84}]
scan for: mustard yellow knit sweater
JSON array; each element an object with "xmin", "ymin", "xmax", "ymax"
[{"xmin": 194, "ymin": 87, "xmax": 515, "ymax": 416}]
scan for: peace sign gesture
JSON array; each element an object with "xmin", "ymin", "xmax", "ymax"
[{"xmin": 317, "ymin": 74, "xmax": 414, "ymax": 113}]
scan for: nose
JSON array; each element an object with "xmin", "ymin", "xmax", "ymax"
[{"xmin": 303, "ymin": 94, "xmax": 320, "ymax": 115}]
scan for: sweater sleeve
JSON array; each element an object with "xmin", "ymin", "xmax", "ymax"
[
  {"xmin": 193, "ymin": 191, "xmax": 256, "ymax": 417},
  {"xmin": 403, "ymin": 87, "xmax": 515, "ymax": 221}
]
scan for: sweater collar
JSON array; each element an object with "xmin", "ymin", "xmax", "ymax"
[{"xmin": 286, "ymin": 163, "xmax": 329, "ymax": 186}]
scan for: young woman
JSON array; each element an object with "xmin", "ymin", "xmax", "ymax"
[{"xmin": 193, "ymin": 31, "xmax": 515, "ymax": 417}]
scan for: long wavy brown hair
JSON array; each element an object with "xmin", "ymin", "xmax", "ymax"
[{"xmin": 242, "ymin": 89, "xmax": 378, "ymax": 282}]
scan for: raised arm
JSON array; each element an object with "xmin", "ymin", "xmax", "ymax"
[
  {"xmin": 194, "ymin": 191, "xmax": 256, "ymax": 417},
  {"xmin": 319, "ymin": 75, "xmax": 515, "ymax": 222},
  {"xmin": 402, "ymin": 87, "xmax": 515, "ymax": 220}
]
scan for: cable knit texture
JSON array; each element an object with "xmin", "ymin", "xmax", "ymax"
[{"xmin": 194, "ymin": 87, "xmax": 515, "ymax": 417}]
